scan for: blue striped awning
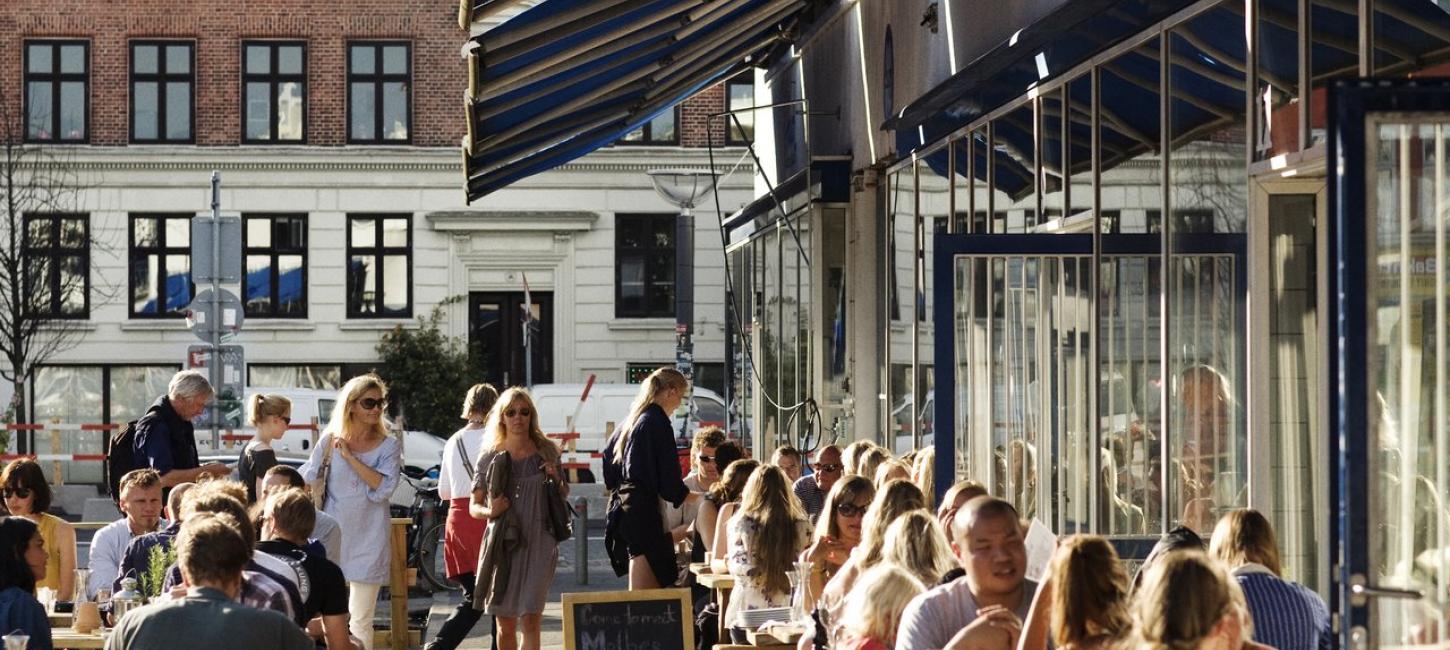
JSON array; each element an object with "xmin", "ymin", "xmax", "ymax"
[{"xmin": 461, "ymin": 0, "xmax": 811, "ymax": 201}]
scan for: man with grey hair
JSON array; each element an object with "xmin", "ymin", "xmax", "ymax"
[{"xmin": 135, "ymin": 370, "xmax": 230, "ymax": 490}]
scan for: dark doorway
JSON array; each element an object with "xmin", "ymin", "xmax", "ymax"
[{"xmin": 469, "ymin": 291, "xmax": 553, "ymax": 388}]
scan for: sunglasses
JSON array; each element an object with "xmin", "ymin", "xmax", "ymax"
[
  {"xmin": 813, "ymin": 463, "xmax": 843, "ymax": 473},
  {"xmin": 357, "ymin": 398, "xmax": 387, "ymax": 411},
  {"xmin": 835, "ymin": 502, "xmax": 867, "ymax": 517},
  {"xmin": 2, "ymin": 488, "xmax": 32, "ymax": 500},
  {"xmin": 698, "ymin": 454, "xmax": 716, "ymax": 464},
  {"xmin": 504, "ymin": 408, "xmax": 532, "ymax": 418}
]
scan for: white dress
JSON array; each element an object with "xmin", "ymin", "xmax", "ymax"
[{"xmin": 725, "ymin": 514, "xmax": 810, "ymax": 627}]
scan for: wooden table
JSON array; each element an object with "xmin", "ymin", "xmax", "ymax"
[
  {"xmin": 48, "ymin": 612, "xmax": 71, "ymax": 627},
  {"xmin": 52, "ymin": 628, "xmax": 108, "ymax": 649},
  {"xmin": 693, "ymin": 568, "xmax": 736, "ymax": 641}
]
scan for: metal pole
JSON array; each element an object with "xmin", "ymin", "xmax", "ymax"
[
  {"xmin": 209, "ymin": 171, "xmax": 222, "ymax": 451},
  {"xmin": 676, "ymin": 207, "xmax": 696, "ymax": 442},
  {"xmin": 573, "ymin": 496, "xmax": 588, "ymax": 585}
]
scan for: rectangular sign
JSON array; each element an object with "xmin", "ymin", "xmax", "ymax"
[
  {"xmin": 187, "ymin": 344, "xmax": 245, "ymax": 429},
  {"xmin": 191, "ymin": 215, "xmax": 242, "ymax": 284},
  {"xmin": 562, "ymin": 588, "xmax": 691, "ymax": 650}
]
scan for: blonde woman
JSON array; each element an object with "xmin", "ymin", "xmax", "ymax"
[
  {"xmin": 1208, "ymin": 510, "xmax": 1330, "ymax": 650},
  {"xmin": 1131, "ymin": 550, "xmax": 1269, "ymax": 650},
  {"xmin": 0, "ymin": 460, "xmax": 75, "ymax": 601},
  {"xmin": 800, "ymin": 476, "xmax": 874, "ymax": 608},
  {"xmin": 874, "ymin": 459, "xmax": 912, "ymax": 486},
  {"xmin": 818, "ymin": 479, "xmax": 927, "ymax": 643},
  {"xmin": 430, "ymin": 383, "xmax": 498, "ymax": 650},
  {"xmin": 836, "ymin": 565, "xmax": 925, "ymax": 650},
  {"xmin": 601, "ymin": 367, "xmax": 701, "ymax": 590},
  {"xmin": 857, "ymin": 446, "xmax": 891, "ymax": 483},
  {"xmin": 301, "ymin": 374, "xmax": 401, "ymax": 650},
  {"xmin": 881, "ymin": 510, "xmax": 958, "ymax": 587},
  {"xmin": 1018, "ymin": 535, "xmax": 1132, "ymax": 650},
  {"xmin": 238, "ymin": 393, "xmax": 292, "ymax": 504},
  {"xmin": 841, "ymin": 440, "xmax": 875, "ymax": 477},
  {"xmin": 469, "ymin": 387, "xmax": 566, "ymax": 650},
  {"xmin": 724, "ymin": 465, "xmax": 811, "ymax": 640},
  {"xmin": 912, "ymin": 447, "xmax": 936, "ymax": 508},
  {"xmin": 701, "ymin": 454, "xmax": 755, "ymax": 571}
]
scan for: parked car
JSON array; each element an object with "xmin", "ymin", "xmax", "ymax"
[{"xmin": 530, "ymin": 383, "xmax": 732, "ymax": 482}]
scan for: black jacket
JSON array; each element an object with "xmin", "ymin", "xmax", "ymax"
[{"xmin": 133, "ymin": 396, "xmax": 200, "ymax": 475}]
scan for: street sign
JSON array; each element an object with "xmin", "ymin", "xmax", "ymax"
[
  {"xmin": 187, "ymin": 344, "xmax": 245, "ymax": 429},
  {"xmin": 191, "ymin": 215, "xmax": 242, "ymax": 284},
  {"xmin": 185, "ymin": 289, "xmax": 245, "ymax": 342}
]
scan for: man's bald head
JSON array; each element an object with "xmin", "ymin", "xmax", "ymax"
[
  {"xmin": 167, "ymin": 482, "xmax": 195, "ymax": 521},
  {"xmin": 950, "ymin": 495, "xmax": 1022, "ymax": 543}
]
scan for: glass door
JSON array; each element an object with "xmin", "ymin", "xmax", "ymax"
[{"xmin": 1332, "ymin": 80, "xmax": 1450, "ymax": 648}]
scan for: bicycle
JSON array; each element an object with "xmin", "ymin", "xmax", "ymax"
[{"xmin": 403, "ymin": 466, "xmax": 460, "ymax": 593}]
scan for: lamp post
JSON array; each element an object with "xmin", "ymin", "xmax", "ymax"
[{"xmin": 647, "ymin": 169, "xmax": 718, "ymax": 421}]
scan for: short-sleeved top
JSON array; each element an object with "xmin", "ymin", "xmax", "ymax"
[
  {"xmin": 440, "ymin": 425, "xmax": 487, "ymax": 501},
  {"xmin": 34, "ymin": 512, "xmax": 65, "ymax": 594},
  {"xmin": 726, "ymin": 514, "xmax": 811, "ymax": 626},
  {"xmin": 895, "ymin": 576, "xmax": 1038, "ymax": 650},
  {"xmin": 299, "ymin": 433, "xmax": 401, "ymax": 584},
  {"xmin": 237, "ymin": 442, "xmax": 279, "ymax": 504},
  {"xmin": 257, "ymin": 539, "xmax": 349, "ymax": 621},
  {"xmin": 1233, "ymin": 564, "xmax": 1331, "ymax": 650},
  {"xmin": 0, "ymin": 586, "xmax": 51, "ymax": 650}
]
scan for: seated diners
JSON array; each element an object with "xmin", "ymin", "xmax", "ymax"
[
  {"xmin": 896, "ymin": 496, "xmax": 1036, "ymax": 650},
  {"xmin": 936, "ymin": 480, "xmax": 989, "ymax": 531},
  {"xmin": 256, "ymin": 489, "xmax": 357, "ymax": 650},
  {"xmin": 856, "ymin": 447, "xmax": 891, "ymax": 486},
  {"xmin": 880, "ymin": 510, "xmax": 958, "ymax": 588},
  {"xmin": 1133, "ymin": 526, "xmax": 1205, "ymax": 592},
  {"xmin": 1, "ymin": 459, "xmax": 76, "ymax": 601},
  {"xmin": 793, "ymin": 445, "xmax": 843, "ymax": 523},
  {"xmin": 704, "ymin": 457, "xmax": 758, "ymax": 572},
  {"xmin": 771, "ymin": 446, "xmax": 804, "ymax": 483},
  {"xmin": 724, "ymin": 465, "xmax": 811, "ymax": 641},
  {"xmin": 106, "ymin": 513, "xmax": 314, "ymax": 650},
  {"xmin": 1209, "ymin": 509, "xmax": 1331, "ymax": 650},
  {"xmin": 1018, "ymin": 536, "xmax": 1132, "ymax": 650},
  {"xmin": 89, "ymin": 469, "xmax": 166, "ymax": 599},
  {"xmin": 840, "ymin": 440, "xmax": 875, "ymax": 478},
  {"xmin": 818, "ymin": 480, "xmax": 927, "ymax": 644},
  {"xmin": 873, "ymin": 459, "xmax": 912, "ymax": 487},
  {"xmin": 1130, "ymin": 550, "xmax": 1270, "ymax": 650},
  {"xmin": 800, "ymin": 476, "xmax": 874, "ymax": 608},
  {"xmin": 911, "ymin": 448, "xmax": 935, "ymax": 509},
  {"xmin": 835, "ymin": 565, "xmax": 925, "ymax": 650},
  {"xmin": 0, "ymin": 517, "xmax": 53, "ymax": 650}
]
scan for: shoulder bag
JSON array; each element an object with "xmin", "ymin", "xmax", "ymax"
[
  {"xmin": 541, "ymin": 445, "xmax": 573, "ymax": 542},
  {"xmin": 311, "ymin": 434, "xmax": 334, "ymax": 511}
]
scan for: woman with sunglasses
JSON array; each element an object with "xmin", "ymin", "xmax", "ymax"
[
  {"xmin": 0, "ymin": 459, "xmax": 75, "ymax": 602},
  {"xmin": 799, "ymin": 475, "xmax": 874, "ymax": 610},
  {"xmin": 602, "ymin": 367, "xmax": 702, "ymax": 590},
  {"xmin": 238, "ymin": 393, "xmax": 292, "ymax": 504},
  {"xmin": 0, "ymin": 517, "xmax": 53, "ymax": 650},
  {"xmin": 302, "ymin": 374, "xmax": 401, "ymax": 650},
  {"xmin": 469, "ymin": 387, "xmax": 566, "ymax": 650}
]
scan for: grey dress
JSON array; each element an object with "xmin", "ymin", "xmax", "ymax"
[{"xmin": 472, "ymin": 450, "xmax": 558, "ymax": 618}]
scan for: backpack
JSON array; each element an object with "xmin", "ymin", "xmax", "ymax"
[{"xmin": 107, "ymin": 419, "xmax": 142, "ymax": 504}]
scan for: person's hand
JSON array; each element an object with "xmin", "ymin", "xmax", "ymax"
[
  {"xmin": 200, "ymin": 462, "xmax": 230, "ymax": 477},
  {"xmin": 541, "ymin": 459, "xmax": 561, "ymax": 480},
  {"xmin": 944, "ymin": 605, "xmax": 1021, "ymax": 650},
  {"xmin": 333, "ymin": 438, "xmax": 353, "ymax": 461},
  {"xmin": 804, "ymin": 535, "xmax": 846, "ymax": 567},
  {"xmin": 488, "ymin": 494, "xmax": 510, "ymax": 519}
]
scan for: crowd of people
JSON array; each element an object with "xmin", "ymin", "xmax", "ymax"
[
  {"xmin": 0, "ymin": 366, "xmax": 1332, "ymax": 650},
  {"xmin": 602, "ymin": 368, "xmax": 1331, "ymax": 650}
]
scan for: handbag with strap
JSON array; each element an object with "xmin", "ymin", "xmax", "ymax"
[
  {"xmin": 543, "ymin": 473, "xmax": 573, "ymax": 542},
  {"xmin": 311, "ymin": 434, "xmax": 334, "ymax": 510}
]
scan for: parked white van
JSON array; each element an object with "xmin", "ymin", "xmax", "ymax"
[{"xmin": 529, "ymin": 383, "xmax": 731, "ymax": 482}]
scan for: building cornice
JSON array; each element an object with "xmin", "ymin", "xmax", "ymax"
[{"xmin": 427, "ymin": 211, "xmax": 598, "ymax": 232}]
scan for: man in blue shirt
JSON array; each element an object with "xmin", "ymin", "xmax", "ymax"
[{"xmin": 133, "ymin": 371, "xmax": 230, "ymax": 493}]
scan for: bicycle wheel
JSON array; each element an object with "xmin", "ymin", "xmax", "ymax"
[{"xmin": 417, "ymin": 522, "xmax": 461, "ymax": 592}]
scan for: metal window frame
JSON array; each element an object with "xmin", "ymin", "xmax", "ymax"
[
  {"xmin": 22, "ymin": 40, "xmax": 90, "ymax": 144},
  {"xmin": 127, "ymin": 214, "xmax": 194, "ymax": 319},
  {"xmin": 241, "ymin": 213, "xmax": 309, "ymax": 319},
  {"xmin": 613, "ymin": 213, "xmax": 679, "ymax": 318},
  {"xmin": 724, "ymin": 71, "xmax": 755, "ymax": 146},
  {"xmin": 614, "ymin": 105, "xmax": 682, "ymax": 146},
  {"xmin": 20, "ymin": 213, "xmax": 90, "ymax": 319},
  {"xmin": 129, "ymin": 40, "xmax": 196, "ymax": 144},
  {"xmin": 240, "ymin": 41, "xmax": 308, "ymax": 144},
  {"xmin": 346, "ymin": 41, "xmax": 413, "ymax": 145},
  {"xmin": 344, "ymin": 214, "xmax": 414, "ymax": 318}
]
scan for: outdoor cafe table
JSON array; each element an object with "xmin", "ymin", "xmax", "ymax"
[
  {"xmin": 51, "ymin": 627, "xmax": 107, "ymax": 649},
  {"xmin": 690, "ymin": 563, "xmax": 736, "ymax": 641}
]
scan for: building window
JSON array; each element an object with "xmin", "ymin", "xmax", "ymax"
[
  {"xmin": 131, "ymin": 41, "xmax": 194, "ymax": 143},
  {"xmin": 243, "ymin": 214, "xmax": 307, "ymax": 318},
  {"xmin": 615, "ymin": 214, "xmax": 675, "ymax": 318},
  {"xmin": 22, "ymin": 214, "xmax": 88, "ymax": 318},
  {"xmin": 243, "ymin": 42, "xmax": 306, "ymax": 142},
  {"xmin": 726, "ymin": 73, "xmax": 754, "ymax": 145},
  {"xmin": 248, "ymin": 364, "xmax": 343, "ymax": 391},
  {"xmin": 24, "ymin": 41, "xmax": 88, "ymax": 142},
  {"xmin": 346, "ymin": 215, "xmax": 411, "ymax": 318},
  {"xmin": 129, "ymin": 215, "xmax": 193, "ymax": 318},
  {"xmin": 620, "ymin": 107, "xmax": 679, "ymax": 145},
  {"xmin": 348, "ymin": 42, "xmax": 411, "ymax": 143}
]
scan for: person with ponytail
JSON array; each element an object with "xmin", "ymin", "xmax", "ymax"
[
  {"xmin": 1017, "ymin": 535, "xmax": 1132, "ymax": 650},
  {"xmin": 238, "ymin": 393, "xmax": 292, "ymax": 504},
  {"xmin": 602, "ymin": 367, "xmax": 701, "ymax": 590}
]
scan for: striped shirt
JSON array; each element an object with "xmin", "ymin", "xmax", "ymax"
[
  {"xmin": 1233, "ymin": 564, "xmax": 1331, "ymax": 650},
  {"xmin": 793, "ymin": 475, "xmax": 825, "ymax": 522}
]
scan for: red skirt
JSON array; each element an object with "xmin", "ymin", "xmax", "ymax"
[{"xmin": 444, "ymin": 497, "xmax": 487, "ymax": 579}]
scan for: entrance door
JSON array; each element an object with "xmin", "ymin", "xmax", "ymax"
[
  {"xmin": 1332, "ymin": 80, "xmax": 1450, "ymax": 647},
  {"xmin": 470, "ymin": 291, "xmax": 553, "ymax": 388}
]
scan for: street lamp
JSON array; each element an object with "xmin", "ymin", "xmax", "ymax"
[{"xmin": 647, "ymin": 168, "xmax": 718, "ymax": 394}]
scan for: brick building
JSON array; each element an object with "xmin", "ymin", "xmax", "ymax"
[{"xmin": 0, "ymin": 0, "xmax": 754, "ymax": 480}]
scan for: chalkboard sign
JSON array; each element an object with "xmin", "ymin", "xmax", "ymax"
[{"xmin": 562, "ymin": 588, "xmax": 693, "ymax": 650}]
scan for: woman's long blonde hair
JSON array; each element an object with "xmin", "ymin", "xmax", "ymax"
[
  {"xmin": 327, "ymin": 374, "xmax": 391, "ymax": 442},
  {"xmin": 840, "ymin": 565, "xmax": 924, "ymax": 646},
  {"xmin": 1050, "ymin": 535, "xmax": 1132, "ymax": 647},
  {"xmin": 612, "ymin": 367, "xmax": 688, "ymax": 458},
  {"xmin": 841, "ymin": 440, "xmax": 875, "ymax": 476},
  {"xmin": 484, "ymin": 387, "xmax": 559, "ymax": 462},
  {"xmin": 881, "ymin": 510, "xmax": 958, "ymax": 586},
  {"xmin": 858, "ymin": 478, "xmax": 927, "ymax": 568},
  {"xmin": 1132, "ymin": 550, "xmax": 1249, "ymax": 649},
  {"xmin": 738, "ymin": 464, "xmax": 807, "ymax": 597},
  {"xmin": 1208, "ymin": 509, "xmax": 1283, "ymax": 575},
  {"xmin": 912, "ymin": 447, "xmax": 936, "ymax": 508}
]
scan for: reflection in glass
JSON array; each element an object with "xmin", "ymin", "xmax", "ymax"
[
  {"xmin": 383, "ymin": 82, "xmax": 408, "ymax": 140},
  {"xmin": 165, "ymin": 81, "xmax": 190, "ymax": 140},
  {"xmin": 26, "ymin": 82, "xmax": 51, "ymax": 140},
  {"xmin": 1067, "ymin": 76, "xmax": 1092, "ymax": 222},
  {"xmin": 1256, "ymin": 0, "xmax": 1300, "ymax": 158},
  {"xmin": 277, "ymin": 82, "xmax": 303, "ymax": 141},
  {"xmin": 1308, "ymin": 0, "xmax": 1357, "ymax": 147},
  {"xmin": 1041, "ymin": 88, "xmax": 1066, "ymax": 226},
  {"xmin": 33, "ymin": 366, "xmax": 103, "ymax": 483},
  {"xmin": 993, "ymin": 106, "xmax": 1036, "ymax": 233},
  {"xmin": 134, "ymin": 82, "xmax": 158, "ymax": 140},
  {"xmin": 246, "ymin": 82, "xmax": 270, "ymax": 140},
  {"xmin": 60, "ymin": 82, "xmax": 84, "ymax": 139},
  {"xmin": 351, "ymin": 83, "xmax": 375, "ymax": 141}
]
